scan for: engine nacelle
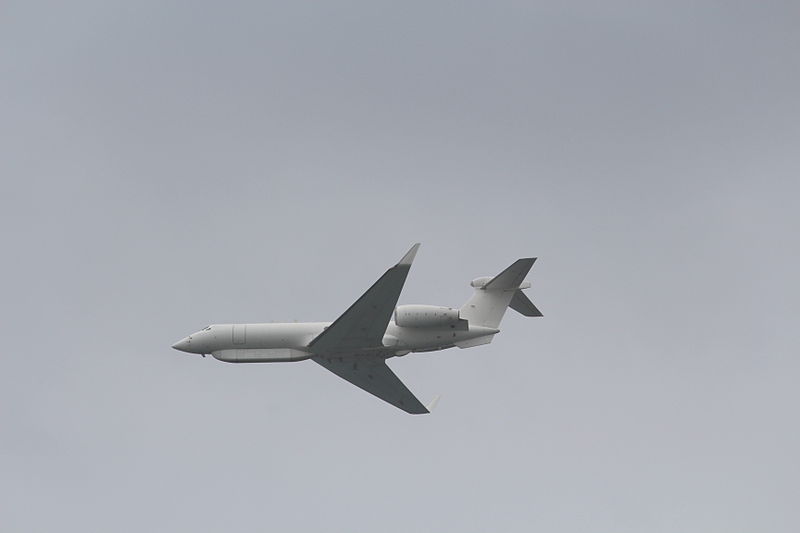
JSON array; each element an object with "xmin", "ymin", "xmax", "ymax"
[{"xmin": 394, "ymin": 305, "xmax": 462, "ymax": 328}]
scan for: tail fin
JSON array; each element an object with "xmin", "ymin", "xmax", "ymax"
[{"xmin": 459, "ymin": 258, "xmax": 541, "ymax": 328}]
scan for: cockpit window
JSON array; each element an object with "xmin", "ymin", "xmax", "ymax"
[{"xmin": 203, "ymin": 326, "xmax": 212, "ymax": 331}]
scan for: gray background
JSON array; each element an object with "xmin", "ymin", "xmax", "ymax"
[{"xmin": 2, "ymin": 2, "xmax": 799, "ymax": 531}]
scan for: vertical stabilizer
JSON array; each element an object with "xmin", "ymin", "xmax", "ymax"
[{"xmin": 460, "ymin": 258, "xmax": 539, "ymax": 328}]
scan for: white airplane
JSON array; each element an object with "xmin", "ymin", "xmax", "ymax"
[{"xmin": 172, "ymin": 244, "xmax": 541, "ymax": 414}]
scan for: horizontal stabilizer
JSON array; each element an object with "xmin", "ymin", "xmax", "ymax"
[
  {"xmin": 484, "ymin": 258, "xmax": 536, "ymax": 290},
  {"xmin": 509, "ymin": 290, "xmax": 543, "ymax": 317}
]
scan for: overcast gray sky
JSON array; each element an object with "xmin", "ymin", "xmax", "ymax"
[{"xmin": 2, "ymin": 2, "xmax": 799, "ymax": 532}]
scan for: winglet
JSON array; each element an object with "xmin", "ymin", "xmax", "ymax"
[
  {"xmin": 425, "ymin": 394, "xmax": 441, "ymax": 413},
  {"xmin": 397, "ymin": 243, "xmax": 421, "ymax": 266}
]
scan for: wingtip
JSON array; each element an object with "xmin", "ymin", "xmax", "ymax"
[{"xmin": 397, "ymin": 243, "xmax": 421, "ymax": 266}]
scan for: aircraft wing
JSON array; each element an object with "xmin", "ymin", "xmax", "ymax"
[
  {"xmin": 308, "ymin": 243, "xmax": 419, "ymax": 354},
  {"xmin": 313, "ymin": 354, "xmax": 429, "ymax": 414}
]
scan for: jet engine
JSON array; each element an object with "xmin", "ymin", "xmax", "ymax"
[{"xmin": 394, "ymin": 305, "xmax": 462, "ymax": 328}]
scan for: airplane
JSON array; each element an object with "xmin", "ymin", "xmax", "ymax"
[{"xmin": 171, "ymin": 244, "xmax": 542, "ymax": 414}]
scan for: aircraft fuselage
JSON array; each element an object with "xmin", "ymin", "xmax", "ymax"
[{"xmin": 172, "ymin": 321, "xmax": 498, "ymax": 363}]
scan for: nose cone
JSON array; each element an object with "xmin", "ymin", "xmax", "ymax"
[{"xmin": 171, "ymin": 337, "xmax": 192, "ymax": 353}]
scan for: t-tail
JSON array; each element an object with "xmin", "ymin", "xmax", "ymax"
[{"xmin": 459, "ymin": 258, "xmax": 542, "ymax": 330}]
